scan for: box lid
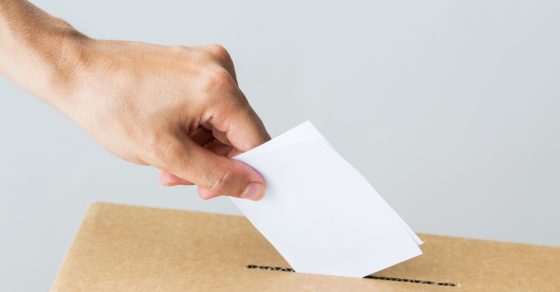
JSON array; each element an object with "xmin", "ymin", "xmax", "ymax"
[{"xmin": 51, "ymin": 202, "xmax": 560, "ymax": 291}]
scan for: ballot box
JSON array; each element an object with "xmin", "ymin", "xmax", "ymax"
[{"xmin": 51, "ymin": 202, "xmax": 560, "ymax": 291}]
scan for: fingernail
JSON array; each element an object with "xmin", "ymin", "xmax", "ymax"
[{"xmin": 241, "ymin": 183, "xmax": 265, "ymax": 201}]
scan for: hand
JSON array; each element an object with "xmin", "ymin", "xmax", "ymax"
[
  {"xmin": 65, "ymin": 40, "xmax": 270, "ymax": 200},
  {"xmin": 0, "ymin": 2, "xmax": 270, "ymax": 200},
  {"xmin": 40, "ymin": 40, "xmax": 271, "ymax": 201}
]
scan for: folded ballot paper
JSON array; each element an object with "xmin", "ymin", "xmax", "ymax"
[{"xmin": 231, "ymin": 121, "xmax": 423, "ymax": 278}]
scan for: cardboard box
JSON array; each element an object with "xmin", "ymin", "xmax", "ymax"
[{"xmin": 51, "ymin": 202, "xmax": 560, "ymax": 291}]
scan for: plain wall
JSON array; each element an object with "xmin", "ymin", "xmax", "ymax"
[{"xmin": 1, "ymin": 0, "xmax": 559, "ymax": 290}]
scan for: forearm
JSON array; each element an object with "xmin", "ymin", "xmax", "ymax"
[{"xmin": 0, "ymin": 0, "xmax": 87, "ymax": 109}]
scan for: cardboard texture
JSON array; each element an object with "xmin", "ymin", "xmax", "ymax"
[{"xmin": 51, "ymin": 203, "xmax": 560, "ymax": 291}]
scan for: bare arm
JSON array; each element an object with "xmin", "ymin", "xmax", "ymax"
[{"xmin": 0, "ymin": 0, "xmax": 269, "ymax": 200}]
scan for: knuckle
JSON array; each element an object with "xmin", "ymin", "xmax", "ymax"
[
  {"xmin": 199, "ymin": 67, "xmax": 233, "ymax": 93},
  {"xmin": 208, "ymin": 165, "xmax": 234, "ymax": 194},
  {"xmin": 149, "ymin": 136, "xmax": 188, "ymax": 165},
  {"xmin": 204, "ymin": 44, "xmax": 231, "ymax": 61},
  {"xmin": 169, "ymin": 45, "xmax": 187, "ymax": 53}
]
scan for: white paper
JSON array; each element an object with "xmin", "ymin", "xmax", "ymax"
[
  {"xmin": 231, "ymin": 121, "xmax": 422, "ymax": 278},
  {"xmin": 242, "ymin": 121, "xmax": 423, "ymax": 245}
]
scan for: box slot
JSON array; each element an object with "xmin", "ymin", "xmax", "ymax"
[{"xmin": 246, "ymin": 264, "xmax": 457, "ymax": 287}]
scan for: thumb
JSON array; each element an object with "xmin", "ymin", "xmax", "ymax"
[{"xmin": 160, "ymin": 136, "xmax": 266, "ymax": 200}]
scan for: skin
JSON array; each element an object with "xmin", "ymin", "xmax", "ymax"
[{"xmin": 0, "ymin": 0, "xmax": 270, "ymax": 200}]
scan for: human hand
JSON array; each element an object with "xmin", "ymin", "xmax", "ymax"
[
  {"xmin": 0, "ymin": 2, "xmax": 269, "ymax": 200},
  {"xmin": 71, "ymin": 41, "xmax": 270, "ymax": 200}
]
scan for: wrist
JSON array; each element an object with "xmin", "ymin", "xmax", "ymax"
[
  {"xmin": 38, "ymin": 27, "xmax": 93, "ymax": 113},
  {"xmin": 0, "ymin": 1, "xmax": 91, "ymax": 114}
]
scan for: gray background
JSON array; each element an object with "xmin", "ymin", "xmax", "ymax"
[{"xmin": 1, "ymin": 0, "xmax": 559, "ymax": 290}]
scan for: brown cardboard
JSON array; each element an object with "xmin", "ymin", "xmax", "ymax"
[{"xmin": 51, "ymin": 202, "xmax": 560, "ymax": 291}]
